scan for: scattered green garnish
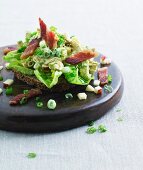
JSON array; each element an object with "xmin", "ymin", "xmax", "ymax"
[
  {"xmin": 23, "ymin": 89, "xmax": 29, "ymax": 94},
  {"xmin": 17, "ymin": 46, "xmax": 26, "ymax": 53},
  {"xmin": 57, "ymin": 35, "xmax": 65, "ymax": 46},
  {"xmin": 47, "ymin": 99, "xmax": 56, "ymax": 110},
  {"xmin": 116, "ymin": 108, "xmax": 122, "ymax": 112},
  {"xmin": 50, "ymin": 26, "xmax": 57, "ymax": 32},
  {"xmin": 86, "ymin": 126, "xmax": 97, "ymax": 134},
  {"xmin": 98, "ymin": 125, "xmax": 107, "ymax": 133},
  {"xmin": 0, "ymin": 75, "xmax": 3, "ymax": 81},
  {"xmin": 65, "ymin": 93, "xmax": 73, "ymax": 99},
  {"xmin": 36, "ymin": 101, "xmax": 43, "ymax": 108},
  {"xmin": 104, "ymin": 85, "xmax": 113, "ymax": 93},
  {"xmin": 20, "ymin": 97, "xmax": 27, "ymax": 105},
  {"xmin": 27, "ymin": 152, "xmax": 37, "ymax": 159},
  {"xmin": 117, "ymin": 117, "xmax": 123, "ymax": 122},
  {"xmin": 36, "ymin": 97, "xmax": 41, "ymax": 102},
  {"xmin": 5, "ymin": 87, "xmax": 13, "ymax": 95},
  {"xmin": 88, "ymin": 121, "xmax": 94, "ymax": 126},
  {"xmin": 108, "ymin": 74, "xmax": 112, "ymax": 83}
]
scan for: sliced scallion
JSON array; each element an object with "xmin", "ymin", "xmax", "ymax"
[
  {"xmin": 98, "ymin": 125, "xmax": 107, "ymax": 133},
  {"xmin": 20, "ymin": 97, "xmax": 27, "ymax": 105},
  {"xmin": 5, "ymin": 87, "xmax": 13, "ymax": 95},
  {"xmin": 0, "ymin": 75, "xmax": 3, "ymax": 81},
  {"xmin": 86, "ymin": 127, "xmax": 97, "ymax": 134},
  {"xmin": 65, "ymin": 93, "xmax": 73, "ymax": 99},
  {"xmin": 47, "ymin": 99, "xmax": 56, "ymax": 110},
  {"xmin": 104, "ymin": 85, "xmax": 113, "ymax": 93},
  {"xmin": 36, "ymin": 101, "xmax": 43, "ymax": 108},
  {"xmin": 23, "ymin": 89, "xmax": 29, "ymax": 94}
]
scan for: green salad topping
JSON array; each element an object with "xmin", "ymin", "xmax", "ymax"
[{"xmin": 3, "ymin": 19, "xmax": 98, "ymax": 89}]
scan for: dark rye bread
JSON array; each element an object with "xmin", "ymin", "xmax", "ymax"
[{"xmin": 14, "ymin": 70, "xmax": 76, "ymax": 92}]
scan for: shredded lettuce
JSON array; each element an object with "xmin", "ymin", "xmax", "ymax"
[
  {"xmin": 9, "ymin": 64, "xmax": 34, "ymax": 76},
  {"xmin": 63, "ymin": 66, "xmax": 91, "ymax": 85},
  {"xmin": 79, "ymin": 61, "xmax": 92, "ymax": 80},
  {"xmin": 3, "ymin": 24, "xmax": 98, "ymax": 89},
  {"xmin": 34, "ymin": 70, "xmax": 62, "ymax": 88},
  {"xmin": 4, "ymin": 51, "xmax": 21, "ymax": 62}
]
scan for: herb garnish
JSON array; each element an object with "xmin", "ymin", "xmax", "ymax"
[
  {"xmin": 35, "ymin": 97, "xmax": 41, "ymax": 102},
  {"xmin": 98, "ymin": 125, "xmax": 107, "ymax": 133},
  {"xmin": 36, "ymin": 101, "xmax": 43, "ymax": 108},
  {"xmin": 104, "ymin": 85, "xmax": 113, "ymax": 93},
  {"xmin": 88, "ymin": 121, "xmax": 94, "ymax": 126},
  {"xmin": 108, "ymin": 74, "xmax": 112, "ymax": 83},
  {"xmin": 57, "ymin": 35, "xmax": 65, "ymax": 46},
  {"xmin": 86, "ymin": 127, "xmax": 97, "ymax": 134},
  {"xmin": 27, "ymin": 152, "xmax": 37, "ymax": 159},
  {"xmin": 0, "ymin": 75, "xmax": 3, "ymax": 81},
  {"xmin": 20, "ymin": 97, "xmax": 27, "ymax": 105},
  {"xmin": 23, "ymin": 89, "xmax": 29, "ymax": 94},
  {"xmin": 50, "ymin": 26, "xmax": 57, "ymax": 32},
  {"xmin": 65, "ymin": 93, "xmax": 73, "ymax": 99},
  {"xmin": 5, "ymin": 87, "xmax": 13, "ymax": 95}
]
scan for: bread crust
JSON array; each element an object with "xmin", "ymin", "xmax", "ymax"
[{"xmin": 14, "ymin": 70, "xmax": 75, "ymax": 92}]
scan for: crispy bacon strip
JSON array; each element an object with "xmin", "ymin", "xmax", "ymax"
[
  {"xmin": 9, "ymin": 88, "xmax": 42, "ymax": 105},
  {"xmin": 3, "ymin": 47, "xmax": 17, "ymax": 55},
  {"xmin": 39, "ymin": 18, "xmax": 58, "ymax": 49},
  {"xmin": 47, "ymin": 31, "xmax": 58, "ymax": 49},
  {"xmin": 20, "ymin": 38, "xmax": 41, "ymax": 59},
  {"xmin": 98, "ymin": 67, "xmax": 108, "ymax": 85},
  {"xmin": 65, "ymin": 50, "xmax": 99, "ymax": 65},
  {"xmin": 39, "ymin": 18, "xmax": 47, "ymax": 40}
]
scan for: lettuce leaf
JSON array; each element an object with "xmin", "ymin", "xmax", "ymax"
[
  {"xmin": 3, "ymin": 51, "xmax": 21, "ymax": 62},
  {"xmin": 63, "ymin": 66, "xmax": 91, "ymax": 85},
  {"xmin": 79, "ymin": 61, "xmax": 92, "ymax": 80},
  {"xmin": 34, "ymin": 70, "xmax": 62, "ymax": 88},
  {"xmin": 9, "ymin": 64, "xmax": 34, "ymax": 76}
]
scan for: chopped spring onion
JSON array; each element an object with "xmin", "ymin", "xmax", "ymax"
[
  {"xmin": 20, "ymin": 97, "xmax": 27, "ymax": 105},
  {"xmin": 108, "ymin": 74, "xmax": 112, "ymax": 83},
  {"xmin": 35, "ymin": 97, "xmax": 41, "ymax": 102},
  {"xmin": 5, "ymin": 87, "xmax": 13, "ymax": 95},
  {"xmin": 65, "ymin": 93, "xmax": 73, "ymax": 99},
  {"xmin": 27, "ymin": 152, "xmax": 37, "ymax": 159},
  {"xmin": 47, "ymin": 99, "xmax": 56, "ymax": 110},
  {"xmin": 50, "ymin": 26, "xmax": 57, "ymax": 32},
  {"xmin": 104, "ymin": 85, "xmax": 113, "ymax": 93},
  {"xmin": 88, "ymin": 121, "xmax": 94, "ymax": 126},
  {"xmin": 23, "ymin": 89, "xmax": 29, "ymax": 94},
  {"xmin": 0, "ymin": 75, "xmax": 3, "ymax": 81},
  {"xmin": 36, "ymin": 101, "xmax": 43, "ymax": 108},
  {"xmin": 98, "ymin": 125, "xmax": 107, "ymax": 133},
  {"xmin": 86, "ymin": 127, "xmax": 97, "ymax": 134}
]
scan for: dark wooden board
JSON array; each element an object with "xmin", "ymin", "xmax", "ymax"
[{"xmin": 0, "ymin": 45, "xmax": 124, "ymax": 133}]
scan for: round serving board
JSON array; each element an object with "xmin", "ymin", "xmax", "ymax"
[{"xmin": 0, "ymin": 45, "xmax": 124, "ymax": 133}]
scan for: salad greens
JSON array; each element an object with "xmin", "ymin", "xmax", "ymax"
[{"xmin": 3, "ymin": 20, "xmax": 98, "ymax": 89}]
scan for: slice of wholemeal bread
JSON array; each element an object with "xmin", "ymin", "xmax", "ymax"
[{"xmin": 14, "ymin": 70, "xmax": 75, "ymax": 92}]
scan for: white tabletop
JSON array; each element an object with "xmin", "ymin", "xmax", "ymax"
[{"xmin": 0, "ymin": 0, "xmax": 143, "ymax": 170}]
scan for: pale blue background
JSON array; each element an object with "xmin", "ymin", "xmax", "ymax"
[{"xmin": 0, "ymin": 0, "xmax": 143, "ymax": 169}]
